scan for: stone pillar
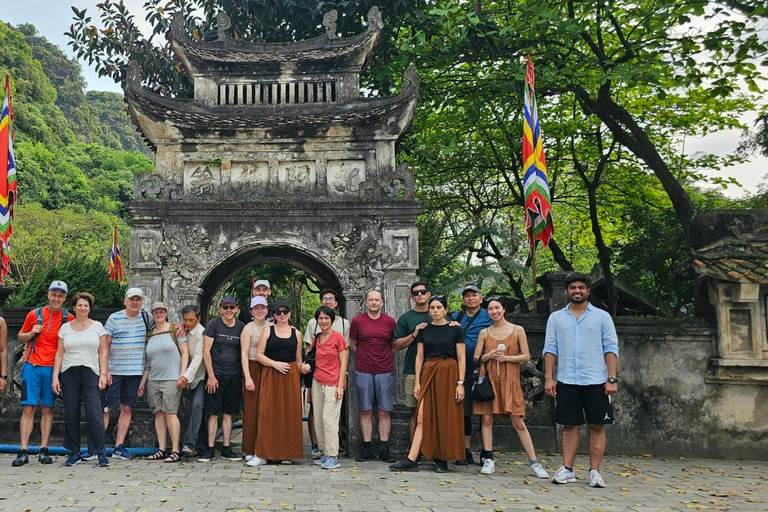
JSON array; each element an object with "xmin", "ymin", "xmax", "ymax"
[{"xmin": 539, "ymin": 271, "xmax": 570, "ymax": 314}]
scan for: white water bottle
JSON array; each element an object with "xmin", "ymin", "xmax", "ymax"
[{"xmin": 496, "ymin": 344, "xmax": 506, "ymax": 375}]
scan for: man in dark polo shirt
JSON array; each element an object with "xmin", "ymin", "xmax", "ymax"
[{"xmin": 199, "ymin": 296, "xmax": 245, "ymax": 463}]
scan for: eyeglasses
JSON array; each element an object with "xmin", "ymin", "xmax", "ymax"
[
  {"xmin": 321, "ymin": 297, "xmax": 336, "ymax": 303},
  {"xmin": 274, "ymin": 309, "xmax": 290, "ymax": 316},
  {"xmin": 221, "ymin": 305, "xmax": 237, "ymax": 310},
  {"xmin": 411, "ymin": 289, "xmax": 429, "ymax": 296}
]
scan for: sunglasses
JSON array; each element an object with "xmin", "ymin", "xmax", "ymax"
[
  {"xmin": 411, "ymin": 289, "xmax": 429, "ymax": 296},
  {"xmin": 221, "ymin": 305, "xmax": 237, "ymax": 310},
  {"xmin": 274, "ymin": 309, "xmax": 291, "ymax": 316}
]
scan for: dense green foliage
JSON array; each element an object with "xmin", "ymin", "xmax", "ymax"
[{"xmin": 0, "ymin": 21, "xmax": 149, "ymax": 303}]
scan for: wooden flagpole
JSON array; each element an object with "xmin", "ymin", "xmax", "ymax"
[{"xmin": 531, "ymin": 239, "xmax": 537, "ymax": 314}]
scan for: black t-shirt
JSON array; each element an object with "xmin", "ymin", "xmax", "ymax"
[
  {"xmin": 416, "ymin": 323, "xmax": 464, "ymax": 360},
  {"xmin": 203, "ymin": 317, "xmax": 245, "ymax": 377}
]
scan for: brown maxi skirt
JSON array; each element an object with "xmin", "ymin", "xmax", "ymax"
[
  {"xmin": 418, "ymin": 357, "xmax": 465, "ymax": 461},
  {"xmin": 241, "ymin": 359, "xmax": 262, "ymax": 455},
  {"xmin": 256, "ymin": 361, "xmax": 303, "ymax": 460}
]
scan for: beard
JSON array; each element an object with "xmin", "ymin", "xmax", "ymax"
[{"xmin": 569, "ymin": 295, "xmax": 587, "ymax": 304}]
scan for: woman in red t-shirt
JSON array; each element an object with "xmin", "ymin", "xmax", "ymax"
[{"xmin": 309, "ymin": 306, "xmax": 349, "ymax": 469}]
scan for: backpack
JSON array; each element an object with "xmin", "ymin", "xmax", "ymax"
[
  {"xmin": 24, "ymin": 306, "xmax": 70, "ymax": 363},
  {"xmin": 145, "ymin": 323, "xmax": 181, "ymax": 354}
]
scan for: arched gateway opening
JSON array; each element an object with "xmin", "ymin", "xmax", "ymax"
[
  {"xmin": 198, "ymin": 244, "xmax": 345, "ymax": 321},
  {"xmin": 124, "ymin": 7, "xmax": 420, "ymax": 456}
]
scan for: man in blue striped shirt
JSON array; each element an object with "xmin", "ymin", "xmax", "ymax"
[{"xmin": 543, "ymin": 273, "xmax": 618, "ymax": 488}]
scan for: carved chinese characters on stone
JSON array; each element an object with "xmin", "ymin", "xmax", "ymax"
[
  {"xmin": 327, "ymin": 160, "xmax": 365, "ymax": 195},
  {"xmin": 184, "ymin": 162, "xmax": 221, "ymax": 196},
  {"xmin": 279, "ymin": 161, "xmax": 315, "ymax": 194},
  {"xmin": 227, "ymin": 161, "xmax": 269, "ymax": 196}
]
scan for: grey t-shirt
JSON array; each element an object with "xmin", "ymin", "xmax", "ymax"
[
  {"xmin": 203, "ymin": 317, "xmax": 245, "ymax": 377},
  {"xmin": 145, "ymin": 331, "xmax": 188, "ymax": 381}
]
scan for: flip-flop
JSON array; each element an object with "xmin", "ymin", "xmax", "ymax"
[
  {"xmin": 164, "ymin": 451, "xmax": 181, "ymax": 463},
  {"xmin": 147, "ymin": 449, "xmax": 166, "ymax": 460}
]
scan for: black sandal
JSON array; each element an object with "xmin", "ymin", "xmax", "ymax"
[
  {"xmin": 147, "ymin": 449, "xmax": 166, "ymax": 460},
  {"xmin": 164, "ymin": 451, "xmax": 181, "ymax": 463}
]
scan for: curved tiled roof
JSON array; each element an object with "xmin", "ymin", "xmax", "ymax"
[{"xmin": 169, "ymin": 7, "xmax": 383, "ymax": 73}]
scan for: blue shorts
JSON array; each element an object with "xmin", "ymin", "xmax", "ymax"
[
  {"xmin": 355, "ymin": 371, "xmax": 395, "ymax": 412},
  {"xmin": 20, "ymin": 363, "xmax": 56, "ymax": 408},
  {"xmin": 104, "ymin": 375, "xmax": 142, "ymax": 409}
]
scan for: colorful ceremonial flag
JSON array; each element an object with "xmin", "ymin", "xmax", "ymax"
[
  {"xmin": 108, "ymin": 226, "xmax": 124, "ymax": 284},
  {"xmin": 522, "ymin": 56, "xmax": 554, "ymax": 248},
  {"xmin": 0, "ymin": 75, "xmax": 18, "ymax": 283}
]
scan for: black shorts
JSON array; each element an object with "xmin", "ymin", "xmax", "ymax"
[
  {"xmin": 554, "ymin": 382, "xmax": 614, "ymax": 426},
  {"xmin": 204, "ymin": 374, "xmax": 242, "ymax": 416},
  {"xmin": 104, "ymin": 375, "xmax": 141, "ymax": 409}
]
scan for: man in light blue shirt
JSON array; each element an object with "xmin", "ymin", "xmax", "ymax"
[{"xmin": 543, "ymin": 273, "xmax": 618, "ymax": 488}]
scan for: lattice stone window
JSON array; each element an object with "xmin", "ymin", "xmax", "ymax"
[{"xmin": 217, "ymin": 81, "xmax": 337, "ymax": 106}]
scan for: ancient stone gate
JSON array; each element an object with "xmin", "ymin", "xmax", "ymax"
[
  {"xmin": 125, "ymin": 7, "xmax": 420, "ymax": 319},
  {"xmin": 123, "ymin": 7, "xmax": 419, "ymax": 453}
]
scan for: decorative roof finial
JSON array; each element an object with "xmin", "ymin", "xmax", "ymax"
[
  {"xmin": 323, "ymin": 10, "xmax": 338, "ymax": 39},
  {"xmin": 403, "ymin": 65, "xmax": 419, "ymax": 91},
  {"xmin": 169, "ymin": 11, "xmax": 185, "ymax": 41},
  {"xmin": 124, "ymin": 60, "xmax": 141, "ymax": 92},
  {"xmin": 217, "ymin": 12, "xmax": 232, "ymax": 40},
  {"xmin": 367, "ymin": 6, "xmax": 383, "ymax": 31}
]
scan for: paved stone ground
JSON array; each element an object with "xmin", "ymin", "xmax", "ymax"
[{"xmin": 0, "ymin": 450, "xmax": 766, "ymax": 512}]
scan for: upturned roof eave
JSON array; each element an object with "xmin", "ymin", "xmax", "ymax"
[{"xmin": 168, "ymin": 6, "xmax": 384, "ymax": 76}]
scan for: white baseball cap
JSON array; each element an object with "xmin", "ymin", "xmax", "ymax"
[
  {"xmin": 253, "ymin": 279, "xmax": 271, "ymax": 289},
  {"xmin": 49, "ymin": 281, "xmax": 68, "ymax": 293},
  {"xmin": 125, "ymin": 287, "xmax": 145, "ymax": 299}
]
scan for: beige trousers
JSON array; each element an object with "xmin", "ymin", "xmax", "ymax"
[{"xmin": 311, "ymin": 379, "xmax": 343, "ymax": 457}]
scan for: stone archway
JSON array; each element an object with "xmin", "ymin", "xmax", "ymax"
[
  {"xmin": 197, "ymin": 242, "xmax": 345, "ymax": 318},
  {"xmin": 124, "ymin": 7, "xmax": 420, "ymax": 456}
]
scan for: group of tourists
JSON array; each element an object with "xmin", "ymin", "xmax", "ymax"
[{"xmin": 5, "ymin": 272, "xmax": 619, "ymax": 487}]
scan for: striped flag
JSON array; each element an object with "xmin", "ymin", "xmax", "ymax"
[
  {"xmin": 108, "ymin": 226, "xmax": 124, "ymax": 284},
  {"xmin": 0, "ymin": 75, "xmax": 18, "ymax": 283},
  {"xmin": 522, "ymin": 56, "xmax": 554, "ymax": 248}
]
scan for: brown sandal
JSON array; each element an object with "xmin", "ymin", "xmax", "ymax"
[
  {"xmin": 147, "ymin": 449, "xmax": 166, "ymax": 460},
  {"xmin": 164, "ymin": 451, "xmax": 181, "ymax": 463}
]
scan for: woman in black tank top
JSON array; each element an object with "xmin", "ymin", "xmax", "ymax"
[{"xmin": 253, "ymin": 300, "xmax": 311, "ymax": 464}]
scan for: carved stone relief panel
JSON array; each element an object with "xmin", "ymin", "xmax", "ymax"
[
  {"xmin": 183, "ymin": 161, "xmax": 221, "ymax": 196},
  {"xmin": 383, "ymin": 228, "xmax": 419, "ymax": 269},
  {"xmin": 131, "ymin": 229, "xmax": 162, "ymax": 269},
  {"xmin": 278, "ymin": 161, "xmax": 315, "ymax": 194},
  {"xmin": 327, "ymin": 160, "xmax": 365, "ymax": 196},
  {"xmin": 225, "ymin": 161, "xmax": 270, "ymax": 197},
  {"xmin": 130, "ymin": 275, "xmax": 162, "ymax": 310}
]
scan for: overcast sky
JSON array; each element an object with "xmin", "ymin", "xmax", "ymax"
[{"xmin": 2, "ymin": 0, "xmax": 766, "ymax": 197}]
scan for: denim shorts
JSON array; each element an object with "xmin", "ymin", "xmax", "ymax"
[{"xmin": 355, "ymin": 371, "xmax": 394, "ymax": 412}]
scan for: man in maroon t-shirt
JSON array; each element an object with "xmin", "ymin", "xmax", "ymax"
[{"xmin": 349, "ymin": 290, "xmax": 397, "ymax": 463}]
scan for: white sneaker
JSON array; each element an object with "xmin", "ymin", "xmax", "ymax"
[
  {"xmin": 531, "ymin": 462, "xmax": 549, "ymax": 478},
  {"xmin": 589, "ymin": 469, "xmax": 606, "ymax": 488},
  {"xmin": 552, "ymin": 465, "xmax": 576, "ymax": 484},
  {"xmin": 246, "ymin": 455, "xmax": 267, "ymax": 467},
  {"xmin": 480, "ymin": 458, "xmax": 495, "ymax": 475},
  {"xmin": 244, "ymin": 455, "xmax": 254, "ymax": 462}
]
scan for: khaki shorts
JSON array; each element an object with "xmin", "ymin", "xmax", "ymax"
[
  {"xmin": 148, "ymin": 380, "xmax": 182, "ymax": 414},
  {"xmin": 404, "ymin": 374, "xmax": 417, "ymax": 408}
]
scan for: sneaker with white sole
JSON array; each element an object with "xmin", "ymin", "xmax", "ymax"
[
  {"xmin": 314, "ymin": 454, "xmax": 329, "ymax": 466},
  {"xmin": 244, "ymin": 455, "xmax": 254, "ymax": 462},
  {"xmin": 322, "ymin": 456, "xmax": 341, "ymax": 469},
  {"xmin": 246, "ymin": 455, "xmax": 267, "ymax": 467},
  {"xmin": 81, "ymin": 452, "xmax": 97, "ymax": 461},
  {"xmin": 64, "ymin": 453, "xmax": 82, "ymax": 467},
  {"xmin": 531, "ymin": 462, "xmax": 549, "ymax": 478},
  {"xmin": 480, "ymin": 458, "xmax": 495, "ymax": 475},
  {"xmin": 589, "ymin": 469, "xmax": 606, "ymax": 488},
  {"xmin": 552, "ymin": 465, "xmax": 577, "ymax": 484}
]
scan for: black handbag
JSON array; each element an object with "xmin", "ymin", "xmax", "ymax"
[
  {"xmin": 302, "ymin": 335, "xmax": 318, "ymax": 387},
  {"xmin": 471, "ymin": 361, "xmax": 495, "ymax": 402}
]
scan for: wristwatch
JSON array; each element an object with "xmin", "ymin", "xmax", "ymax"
[
  {"xmin": 0, "ymin": 375, "xmax": 7, "ymax": 380},
  {"xmin": 457, "ymin": 380, "xmax": 464, "ymax": 385},
  {"xmin": 607, "ymin": 377, "xmax": 618, "ymax": 384}
]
